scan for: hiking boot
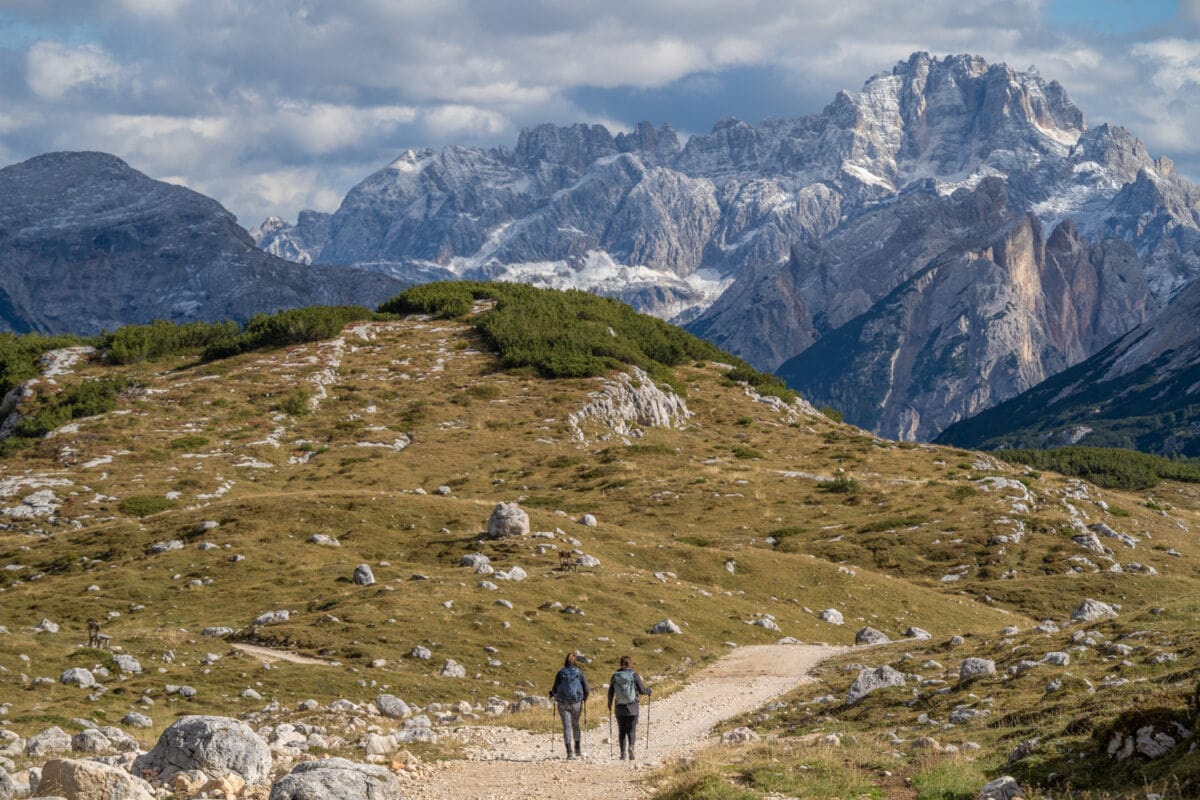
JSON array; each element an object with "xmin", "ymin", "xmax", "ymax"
[
  {"xmin": 574, "ymin": 743, "xmax": 582, "ymax": 757},
  {"xmin": 619, "ymin": 749, "xmax": 626, "ymax": 760}
]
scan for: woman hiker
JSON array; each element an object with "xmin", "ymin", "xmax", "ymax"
[
  {"xmin": 607, "ymin": 655, "xmax": 651, "ymax": 760},
  {"xmin": 549, "ymin": 651, "xmax": 590, "ymax": 759}
]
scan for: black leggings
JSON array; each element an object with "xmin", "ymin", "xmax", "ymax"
[{"xmin": 617, "ymin": 713, "xmax": 639, "ymax": 754}]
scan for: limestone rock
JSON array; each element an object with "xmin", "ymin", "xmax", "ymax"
[
  {"xmin": 486, "ymin": 503, "xmax": 529, "ymax": 539},
  {"xmin": 855, "ymin": 626, "xmax": 891, "ymax": 645},
  {"xmin": 374, "ymin": 695, "xmax": 411, "ymax": 719},
  {"xmin": 651, "ymin": 619, "xmax": 682, "ymax": 635},
  {"xmin": 846, "ymin": 665, "xmax": 906, "ymax": 706},
  {"xmin": 1070, "ymin": 598, "xmax": 1118, "ymax": 623},
  {"xmin": 819, "ymin": 609, "xmax": 844, "ymax": 625},
  {"xmin": 979, "ymin": 775, "xmax": 1024, "ymax": 800},
  {"xmin": 133, "ymin": 715, "xmax": 271, "ymax": 786},
  {"xmin": 352, "ymin": 564, "xmax": 375, "ymax": 586},
  {"xmin": 59, "ymin": 668, "xmax": 95, "ymax": 689},
  {"xmin": 36, "ymin": 758, "xmax": 155, "ymax": 800},
  {"xmin": 439, "ymin": 659, "xmax": 466, "ymax": 678},
  {"xmin": 720, "ymin": 727, "xmax": 759, "ymax": 745},
  {"xmin": 958, "ymin": 658, "xmax": 996, "ymax": 682},
  {"xmin": 25, "ymin": 727, "xmax": 71, "ymax": 757},
  {"xmin": 268, "ymin": 757, "xmax": 403, "ymax": 800}
]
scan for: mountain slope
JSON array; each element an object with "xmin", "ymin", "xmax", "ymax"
[
  {"xmin": 936, "ymin": 276, "xmax": 1200, "ymax": 455},
  {"xmin": 0, "ymin": 152, "xmax": 403, "ymax": 334},
  {"xmin": 0, "ymin": 285, "xmax": 1198, "ymax": 798}
]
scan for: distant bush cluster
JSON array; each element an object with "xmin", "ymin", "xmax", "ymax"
[
  {"xmin": 0, "ymin": 332, "xmax": 90, "ymax": 397},
  {"xmin": 12, "ymin": 375, "xmax": 134, "ymax": 440},
  {"xmin": 380, "ymin": 281, "xmax": 796, "ymax": 399},
  {"xmin": 201, "ymin": 306, "xmax": 379, "ymax": 361},
  {"xmin": 995, "ymin": 446, "xmax": 1200, "ymax": 490},
  {"xmin": 102, "ymin": 320, "xmax": 240, "ymax": 364}
]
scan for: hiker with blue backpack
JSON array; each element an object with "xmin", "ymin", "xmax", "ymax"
[
  {"xmin": 607, "ymin": 655, "xmax": 651, "ymax": 761},
  {"xmin": 549, "ymin": 651, "xmax": 590, "ymax": 759}
]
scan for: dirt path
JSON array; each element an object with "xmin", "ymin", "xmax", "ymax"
[
  {"xmin": 406, "ymin": 643, "xmax": 843, "ymax": 800},
  {"xmin": 230, "ymin": 642, "xmax": 339, "ymax": 666}
]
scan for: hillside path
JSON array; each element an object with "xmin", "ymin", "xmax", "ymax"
[{"xmin": 406, "ymin": 643, "xmax": 843, "ymax": 800}]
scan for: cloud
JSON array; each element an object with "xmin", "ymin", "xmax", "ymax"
[
  {"xmin": 0, "ymin": 0, "xmax": 1198, "ymax": 226},
  {"xmin": 25, "ymin": 41, "xmax": 124, "ymax": 99}
]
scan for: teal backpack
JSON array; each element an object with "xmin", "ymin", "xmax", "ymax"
[{"xmin": 612, "ymin": 669, "xmax": 637, "ymax": 705}]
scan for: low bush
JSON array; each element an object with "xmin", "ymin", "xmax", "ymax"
[
  {"xmin": 994, "ymin": 446, "xmax": 1200, "ymax": 490},
  {"xmin": 13, "ymin": 376, "xmax": 134, "ymax": 439},
  {"xmin": 118, "ymin": 495, "xmax": 178, "ymax": 517}
]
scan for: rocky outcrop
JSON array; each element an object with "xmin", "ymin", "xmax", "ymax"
[
  {"xmin": 485, "ymin": 502, "xmax": 529, "ymax": 539},
  {"xmin": 0, "ymin": 152, "xmax": 402, "ymax": 335},
  {"xmin": 567, "ymin": 366, "xmax": 691, "ymax": 443},
  {"xmin": 846, "ymin": 665, "xmax": 906, "ymax": 706}
]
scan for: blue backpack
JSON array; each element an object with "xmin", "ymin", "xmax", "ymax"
[
  {"xmin": 612, "ymin": 669, "xmax": 637, "ymax": 705},
  {"xmin": 557, "ymin": 665, "xmax": 584, "ymax": 703}
]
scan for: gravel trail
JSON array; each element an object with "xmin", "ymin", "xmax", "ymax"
[{"xmin": 406, "ymin": 643, "xmax": 843, "ymax": 800}]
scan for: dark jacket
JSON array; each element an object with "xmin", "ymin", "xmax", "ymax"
[
  {"xmin": 550, "ymin": 664, "xmax": 590, "ymax": 705},
  {"xmin": 607, "ymin": 668, "xmax": 649, "ymax": 717}
]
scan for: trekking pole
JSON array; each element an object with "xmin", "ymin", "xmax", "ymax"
[
  {"xmin": 550, "ymin": 699, "xmax": 556, "ymax": 759},
  {"xmin": 582, "ymin": 697, "xmax": 588, "ymax": 755},
  {"xmin": 608, "ymin": 708, "xmax": 613, "ymax": 757},
  {"xmin": 646, "ymin": 692, "xmax": 651, "ymax": 753}
]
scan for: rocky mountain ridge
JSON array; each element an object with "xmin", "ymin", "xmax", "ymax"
[
  {"xmin": 255, "ymin": 52, "xmax": 1200, "ymax": 441},
  {"xmin": 0, "ymin": 152, "xmax": 403, "ymax": 335}
]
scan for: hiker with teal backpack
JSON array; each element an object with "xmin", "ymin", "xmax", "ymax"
[
  {"xmin": 607, "ymin": 655, "xmax": 651, "ymax": 761},
  {"xmin": 549, "ymin": 651, "xmax": 590, "ymax": 759}
]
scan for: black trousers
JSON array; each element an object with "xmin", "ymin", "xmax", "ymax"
[{"xmin": 616, "ymin": 713, "xmax": 639, "ymax": 754}]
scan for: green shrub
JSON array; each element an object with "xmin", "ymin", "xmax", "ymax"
[
  {"xmin": 118, "ymin": 495, "xmax": 178, "ymax": 517},
  {"xmin": 736, "ymin": 415, "xmax": 754, "ymax": 426},
  {"xmin": 0, "ymin": 332, "xmax": 91, "ymax": 397},
  {"xmin": 102, "ymin": 319, "xmax": 239, "ymax": 364},
  {"xmin": 816, "ymin": 476, "xmax": 860, "ymax": 494},
  {"xmin": 169, "ymin": 435, "xmax": 210, "ymax": 451},
  {"xmin": 818, "ymin": 405, "xmax": 844, "ymax": 423},
  {"xmin": 732, "ymin": 446, "xmax": 764, "ymax": 460},
  {"xmin": 202, "ymin": 306, "xmax": 377, "ymax": 361},
  {"xmin": 378, "ymin": 283, "xmax": 475, "ymax": 318},
  {"xmin": 273, "ymin": 388, "xmax": 313, "ymax": 416},
  {"xmin": 13, "ymin": 376, "xmax": 134, "ymax": 439}
]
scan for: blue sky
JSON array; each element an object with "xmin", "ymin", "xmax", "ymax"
[{"xmin": 1, "ymin": 1, "xmax": 1198, "ymax": 226}]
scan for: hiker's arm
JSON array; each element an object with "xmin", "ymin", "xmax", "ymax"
[
  {"xmin": 549, "ymin": 671, "xmax": 559, "ymax": 699},
  {"xmin": 636, "ymin": 673, "xmax": 650, "ymax": 696},
  {"xmin": 607, "ymin": 680, "xmax": 614, "ymax": 710},
  {"xmin": 581, "ymin": 672, "xmax": 590, "ymax": 700}
]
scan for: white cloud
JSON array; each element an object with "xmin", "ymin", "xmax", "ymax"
[
  {"xmin": 26, "ymin": 41, "xmax": 125, "ymax": 99},
  {"xmin": 424, "ymin": 104, "xmax": 512, "ymax": 139},
  {"xmin": 269, "ymin": 102, "xmax": 418, "ymax": 155},
  {"xmin": 116, "ymin": 0, "xmax": 190, "ymax": 18}
]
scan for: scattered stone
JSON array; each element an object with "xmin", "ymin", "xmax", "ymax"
[
  {"xmin": 577, "ymin": 554, "xmax": 601, "ymax": 568},
  {"xmin": 202, "ymin": 627, "xmax": 234, "ymax": 638},
  {"xmin": 122, "ymin": 712, "xmax": 153, "ymax": 728},
  {"xmin": 855, "ymin": 626, "xmax": 891, "ymax": 645},
  {"xmin": 460, "ymin": 553, "xmax": 490, "ymax": 569},
  {"xmin": 308, "ymin": 534, "xmax": 340, "ymax": 547},
  {"xmin": 25, "ymin": 727, "xmax": 71, "ymax": 757},
  {"xmin": 148, "ymin": 540, "xmax": 185, "ymax": 554},
  {"xmin": 268, "ymin": 757, "xmax": 403, "ymax": 800},
  {"xmin": 1042, "ymin": 652, "xmax": 1070, "ymax": 666},
  {"xmin": 1007, "ymin": 737, "xmax": 1039, "ymax": 764},
  {"xmin": 1070, "ymin": 598, "xmax": 1118, "ymax": 623},
  {"xmin": 375, "ymin": 695, "xmax": 411, "ymax": 719},
  {"xmin": 846, "ymin": 666, "xmax": 906, "ymax": 706},
  {"xmin": 495, "ymin": 565, "xmax": 527, "ymax": 581},
  {"xmin": 59, "ymin": 668, "xmax": 96, "ymax": 689},
  {"xmin": 650, "ymin": 619, "xmax": 682, "ymax": 635},
  {"xmin": 905, "ymin": 626, "xmax": 931, "ymax": 640},
  {"xmin": 819, "ymin": 609, "xmax": 844, "ymax": 625},
  {"xmin": 485, "ymin": 502, "xmax": 529, "ymax": 539},
  {"xmin": 948, "ymin": 635, "xmax": 965, "ymax": 648},
  {"xmin": 353, "ymin": 564, "xmax": 375, "ymax": 586},
  {"xmin": 37, "ymin": 758, "xmax": 155, "ymax": 800},
  {"xmin": 35, "ymin": 618, "xmax": 59, "ymax": 634},
  {"xmin": 411, "ymin": 646, "xmax": 432, "ymax": 660},
  {"xmin": 254, "ymin": 609, "xmax": 290, "ymax": 625},
  {"xmin": 579, "ymin": 514, "xmax": 598, "ymax": 527},
  {"xmin": 979, "ymin": 775, "xmax": 1024, "ymax": 800},
  {"xmin": 112, "ymin": 654, "xmax": 141, "ymax": 674},
  {"xmin": 958, "ymin": 658, "xmax": 996, "ymax": 682},
  {"xmin": 439, "ymin": 660, "xmax": 466, "ymax": 678},
  {"xmin": 720, "ymin": 727, "xmax": 759, "ymax": 745},
  {"xmin": 133, "ymin": 715, "xmax": 271, "ymax": 786},
  {"xmin": 435, "ymin": 485, "xmax": 452, "ymax": 495}
]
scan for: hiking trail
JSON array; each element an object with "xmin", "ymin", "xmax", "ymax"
[{"xmin": 406, "ymin": 643, "xmax": 843, "ymax": 800}]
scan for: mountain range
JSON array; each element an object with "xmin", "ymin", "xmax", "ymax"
[
  {"xmin": 256, "ymin": 53, "xmax": 1200, "ymax": 442},
  {"xmin": 0, "ymin": 152, "xmax": 402, "ymax": 335},
  {"xmin": 1, "ymin": 53, "xmax": 1197, "ymax": 447}
]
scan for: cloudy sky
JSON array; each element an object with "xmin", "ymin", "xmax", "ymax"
[{"xmin": 2, "ymin": 0, "xmax": 1198, "ymax": 227}]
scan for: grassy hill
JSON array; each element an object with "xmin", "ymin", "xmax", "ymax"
[{"xmin": 1, "ymin": 283, "xmax": 1198, "ymax": 797}]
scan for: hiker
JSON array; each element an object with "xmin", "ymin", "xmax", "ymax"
[
  {"xmin": 607, "ymin": 654, "xmax": 650, "ymax": 760},
  {"xmin": 549, "ymin": 651, "xmax": 590, "ymax": 759}
]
